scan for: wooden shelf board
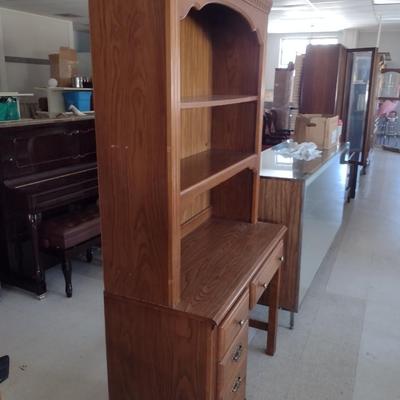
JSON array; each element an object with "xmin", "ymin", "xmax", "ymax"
[
  {"xmin": 378, "ymin": 97, "xmax": 400, "ymax": 101},
  {"xmin": 381, "ymin": 68, "xmax": 400, "ymax": 74},
  {"xmin": 177, "ymin": 218, "xmax": 287, "ymax": 324},
  {"xmin": 181, "ymin": 95, "xmax": 258, "ymax": 109},
  {"xmin": 180, "ymin": 150, "xmax": 257, "ymax": 206},
  {"xmin": 35, "ymin": 87, "xmax": 93, "ymax": 92}
]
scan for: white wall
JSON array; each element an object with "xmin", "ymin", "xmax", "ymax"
[
  {"xmin": 358, "ymin": 30, "xmax": 400, "ymax": 67},
  {"xmin": 77, "ymin": 53, "xmax": 92, "ymax": 77},
  {"xmin": 74, "ymin": 30, "xmax": 91, "ymax": 53},
  {"xmin": 0, "ymin": 7, "xmax": 74, "ymax": 94}
]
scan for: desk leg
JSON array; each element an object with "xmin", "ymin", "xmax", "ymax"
[
  {"xmin": 289, "ymin": 312, "xmax": 295, "ymax": 330},
  {"xmin": 266, "ymin": 267, "xmax": 281, "ymax": 356},
  {"xmin": 28, "ymin": 213, "xmax": 46, "ymax": 299}
]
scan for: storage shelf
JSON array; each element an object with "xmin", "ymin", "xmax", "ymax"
[
  {"xmin": 178, "ymin": 218, "xmax": 286, "ymax": 323},
  {"xmin": 181, "ymin": 95, "xmax": 258, "ymax": 109},
  {"xmin": 378, "ymin": 96, "xmax": 400, "ymax": 101},
  {"xmin": 36, "ymin": 87, "xmax": 93, "ymax": 92},
  {"xmin": 181, "ymin": 149, "xmax": 257, "ymax": 206}
]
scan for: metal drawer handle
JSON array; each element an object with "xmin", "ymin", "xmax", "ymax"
[
  {"xmin": 232, "ymin": 344, "xmax": 243, "ymax": 362},
  {"xmin": 261, "ymin": 282, "xmax": 268, "ymax": 289},
  {"xmin": 279, "ymin": 256, "xmax": 285, "ymax": 262},
  {"xmin": 232, "ymin": 377, "xmax": 243, "ymax": 393},
  {"xmin": 238, "ymin": 319, "xmax": 246, "ymax": 327}
]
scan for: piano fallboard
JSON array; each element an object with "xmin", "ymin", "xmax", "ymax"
[{"xmin": 4, "ymin": 162, "xmax": 98, "ymax": 215}]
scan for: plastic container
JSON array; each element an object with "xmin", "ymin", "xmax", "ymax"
[
  {"xmin": 0, "ymin": 97, "xmax": 20, "ymax": 121},
  {"xmin": 63, "ymin": 91, "xmax": 91, "ymax": 112}
]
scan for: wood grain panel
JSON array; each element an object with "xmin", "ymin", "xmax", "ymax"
[
  {"xmin": 181, "ymin": 192, "xmax": 210, "ymax": 224},
  {"xmin": 181, "ymin": 109, "xmax": 211, "ymax": 159},
  {"xmin": 211, "ymin": 102, "xmax": 257, "ymax": 153},
  {"xmin": 258, "ymin": 178, "xmax": 303, "ymax": 312},
  {"xmin": 249, "ymin": 241, "xmax": 283, "ymax": 309},
  {"xmin": 181, "ymin": 10, "xmax": 212, "ymax": 98},
  {"xmin": 178, "ymin": 0, "xmax": 271, "ymax": 44},
  {"xmin": 300, "ymin": 44, "xmax": 346, "ymax": 116},
  {"xmin": 105, "ymin": 293, "xmax": 217, "ymax": 400},
  {"xmin": 89, "ymin": 0, "xmax": 179, "ymax": 305},
  {"xmin": 181, "ymin": 108, "xmax": 211, "ymax": 224},
  {"xmin": 182, "ymin": 95, "xmax": 258, "ymax": 108},
  {"xmin": 180, "ymin": 14, "xmax": 212, "ymax": 224},
  {"xmin": 211, "ymin": 6, "xmax": 260, "ymax": 96},
  {"xmin": 181, "ymin": 206, "xmax": 212, "ymax": 238},
  {"xmin": 218, "ymin": 290, "xmax": 249, "ymax": 359},
  {"xmin": 179, "ymin": 218, "xmax": 286, "ymax": 323},
  {"xmin": 211, "ymin": 169, "xmax": 254, "ymax": 223}
]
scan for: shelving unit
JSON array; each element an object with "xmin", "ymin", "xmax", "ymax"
[
  {"xmin": 90, "ymin": 1, "xmax": 285, "ymax": 399},
  {"xmin": 36, "ymin": 87, "xmax": 93, "ymax": 117},
  {"xmin": 180, "ymin": 149, "xmax": 257, "ymax": 206}
]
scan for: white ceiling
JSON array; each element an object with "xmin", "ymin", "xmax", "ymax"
[
  {"xmin": 269, "ymin": 0, "xmax": 400, "ymax": 33},
  {"xmin": 0, "ymin": 0, "xmax": 399, "ymax": 33}
]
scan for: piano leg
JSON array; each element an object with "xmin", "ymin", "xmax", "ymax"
[{"xmin": 28, "ymin": 212, "xmax": 46, "ymax": 299}]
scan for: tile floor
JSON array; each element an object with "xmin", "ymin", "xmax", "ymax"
[{"xmin": 1, "ymin": 149, "xmax": 400, "ymax": 400}]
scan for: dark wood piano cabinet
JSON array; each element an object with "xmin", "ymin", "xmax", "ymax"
[{"xmin": 0, "ymin": 117, "xmax": 98, "ymax": 297}]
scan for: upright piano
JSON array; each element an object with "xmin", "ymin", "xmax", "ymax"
[{"xmin": 0, "ymin": 117, "xmax": 98, "ymax": 298}]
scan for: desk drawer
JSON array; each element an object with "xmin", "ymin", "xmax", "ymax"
[
  {"xmin": 250, "ymin": 241, "xmax": 284, "ymax": 308},
  {"xmin": 218, "ymin": 361, "xmax": 247, "ymax": 400},
  {"xmin": 218, "ymin": 322, "xmax": 248, "ymax": 394},
  {"xmin": 218, "ymin": 290, "xmax": 249, "ymax": 359}
]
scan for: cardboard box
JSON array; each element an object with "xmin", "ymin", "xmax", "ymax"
[
  {"xmin": 295, "ymin": 114, "xmax": 340, "ymax": 149},
  {"xmin": 49, "ymin": 47, "xmax": 78, "ymax": 87}
]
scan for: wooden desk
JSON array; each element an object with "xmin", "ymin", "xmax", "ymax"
[{"xmin": 105, "ymin": 219, "xmax": 286, "ymax": 400}]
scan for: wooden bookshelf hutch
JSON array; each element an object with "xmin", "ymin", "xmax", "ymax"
[{"xmin": 90, "ymin": 0, "xmax": 286, "ymax": 398}]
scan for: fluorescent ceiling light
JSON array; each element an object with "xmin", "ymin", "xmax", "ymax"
[{"xmin": 374, "ymin": 0, "xmax": 400, "ymax": 4}]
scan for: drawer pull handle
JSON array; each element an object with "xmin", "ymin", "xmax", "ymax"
[
  {"xmin": 279, "ymin": 256, "xmax": 285, "ymax": 262},
  {"xmin": 232, "ymin": 344, "xmax": 243, "ymax": 362},
  {"xmin": 261, "ymin": 283, "xmax": 268, "ymax": 289},
  {"xmin": 232, "ymin": 377, "xmax": 243, "ymax": 393},
  {"xmin": 238, "ymin": 319, "xmax": 246, "ymax": 327}
]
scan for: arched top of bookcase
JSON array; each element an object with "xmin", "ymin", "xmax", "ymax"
[{"xmin": 178, "ymin": 0, "xmax": 271, "ymax": 44}]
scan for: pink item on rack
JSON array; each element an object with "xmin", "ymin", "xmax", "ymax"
[{"xmin": 378, "ymin": 100, "xmax": 399, "ymax": 117}]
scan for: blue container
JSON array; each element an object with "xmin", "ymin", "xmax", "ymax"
[{"xmin": 63, "ymin": 91, "xmax": 92, "ymax": 112}]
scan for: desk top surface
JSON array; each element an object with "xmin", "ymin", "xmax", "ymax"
[{"xmin": 260, "ymin": 143, "xmax": 348, "ymax": 181}]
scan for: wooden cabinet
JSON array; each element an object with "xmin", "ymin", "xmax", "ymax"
[
  {"xmin": 300, "ymin": 44, "xmax": 347, "ymax": 118},
  {"xmin": 90, "ymin": 1, "xmax": 286, "ymax": 398},
  {"xmin": 259, "ymin": 147, "xmax": 348, "ymax": 314}
]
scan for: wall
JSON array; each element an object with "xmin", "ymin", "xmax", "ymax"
[
  {"xmin": 0, "ymin": 8, "xmax": 74, "ymax": 94},
  {"xmin": 358, "ymin": 30, "xmax": 400, "ymax": 67},
  {"xmin": 74, "ymin": 30, "xmax": 91, "ymax": 53}
]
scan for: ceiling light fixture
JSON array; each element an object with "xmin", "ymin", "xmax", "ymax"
[{"xmin": 373, "ymin": 0, "xmax": 400, "ymax": 4}]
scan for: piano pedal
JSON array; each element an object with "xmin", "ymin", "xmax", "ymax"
[{"xmin": 37, "ymin": 294, "xmax": 46, "ymax": 301}]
